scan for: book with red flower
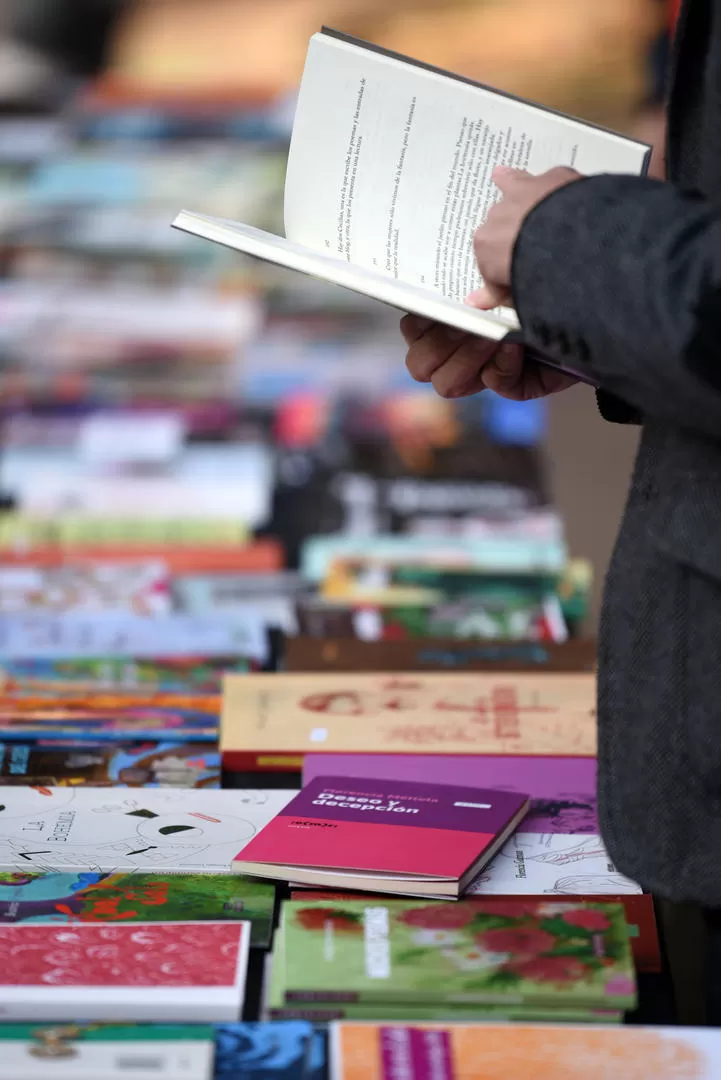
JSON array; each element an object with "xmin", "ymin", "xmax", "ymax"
[{"xmin": 277, "ymin": 898, "xmax": 637, "ymax": 1012}]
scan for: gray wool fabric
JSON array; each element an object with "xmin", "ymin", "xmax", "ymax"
[{"xmin": 511, "ymin": 0, "xmax": 721, "ymax": 904}]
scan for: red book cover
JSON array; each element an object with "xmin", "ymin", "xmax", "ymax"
[
  {"xmin": 0, "ymin": 921, "xmax": 250, "ymax": 1023},
  {"xmin": 233, "ymin": 776, "xmax": 528, "ymax": 897}
]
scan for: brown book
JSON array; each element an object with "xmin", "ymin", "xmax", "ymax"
[{"xmin": 285, "ymin": 637, "xmax": 596, "ymax": 673}]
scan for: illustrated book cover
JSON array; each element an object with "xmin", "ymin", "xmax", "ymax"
[
  {"xmin": 0, "ymin": 921, "xmax": 250, "ymax": 1022},
  {"xmin": 0, "ymin": 740, "xmax": 221, "ymax": 788},
  {"xmin": 232, "ymin": 776, "xmax": 529, "ymax": 898},
  {"xmin": 214, "ymin": 1022, "xmax": 327, "ymax": 1079},
  {"xmin": 221, "ymin": 671, "xmax": 597, "ymax": 771},
  {"xmin": 0, "ymin": 786, "xmax": 295, "ymax": 874}
]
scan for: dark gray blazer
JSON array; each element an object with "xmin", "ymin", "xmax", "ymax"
[{"xmin": 513, "ymin": 0, "xmax": 721, "ymax": 904}]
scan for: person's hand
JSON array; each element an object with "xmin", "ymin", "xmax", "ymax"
[
  {"xmin": 471, "ymin": 164, "xmax": 583, "ymax": 309},
  {"xmin": 402, "ymin": 312, "xmax": 577, "ymax": 401}
]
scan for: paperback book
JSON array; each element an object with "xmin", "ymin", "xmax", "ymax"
[
  {"xmin": 0, "ymin": 871, "xmax": 276, "ymax": 947},
  {"xmin": 0, "ymin": 740, "xmax": 221, "ymax": 788},
  {"xmin": 214, "ymin": 1022, "xmax": 327, "ymax": 1079},
  {"xmin": 0, "ymin": 786, "xmax": 295, "ymax": 874},
  {"xmin": 0, "ymin": 1023, "xmax": 215, "ymax": 1080},
  {"xmin": 0, "ymin": 921, "xmax": 250, "ymax": 1022},
  {"xmin": 331, "ymin": 1022, "xmax": 721, "ymax": 1080},
  {"xmin": 232, "ymin": 776, "xmax": 529, "ymax": 898},
  {"xmin": 221, "ymin": 671, "xmax": 597, "ymax": 771},
  {"xmin": 278, "ymin": 898, "xmax": 636, "ymax": 1010},
  {"xmin": 0, "ymin": 655, "xmax": 251, "ymax": 692}
]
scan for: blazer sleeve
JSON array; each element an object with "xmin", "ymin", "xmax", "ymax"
[{"xmin": 511, "ymin": 174, "xmax": 721, "ymax": 440}]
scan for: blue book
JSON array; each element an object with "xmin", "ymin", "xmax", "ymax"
[{"xmin": 214, "ymin": 1023, "xmax": 326, "ymax": 1080}]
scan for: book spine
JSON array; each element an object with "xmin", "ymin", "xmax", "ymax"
[
  {"xmin": 222, "ymin": 750, "xmax": 304, "ymax": 772},
  {"xmin": 285, "ymin": 990, "xmax": 359, "ymax": 1004}
]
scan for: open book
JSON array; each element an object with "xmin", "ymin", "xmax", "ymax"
[{"xmin": 173, "ymin": 29, "xmax": 650, "ymax": 382}]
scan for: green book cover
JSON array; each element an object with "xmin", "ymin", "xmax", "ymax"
[
  {"xmin": 0, "ymin": 871, "xmax": 276, "ymax": 948},
  {"xmin": 280, "ymin": 898, "xmax": 636, "ymax": 1009}
]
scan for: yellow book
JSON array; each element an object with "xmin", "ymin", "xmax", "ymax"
[{"xmin": 221, "ymin": 671, "xmax": 596, "ymax": 771}]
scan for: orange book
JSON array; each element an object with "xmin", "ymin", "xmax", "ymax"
[
  {"xmin": 0, "ymin": 541, "xmax": 284, "ymax": 575},
  {"xmin": 221, "ymin": 671, "xmax": 597, "ymax": 771}
]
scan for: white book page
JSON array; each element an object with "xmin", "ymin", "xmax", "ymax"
[{"xmin": 285, "ymin": 32, "xmax": 649, "ymax": 309}]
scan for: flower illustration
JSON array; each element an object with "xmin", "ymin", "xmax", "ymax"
[
  {"xmin": 603, "ymin": 975, "xmax": 636, "ymax": 997},
  {"xmin": 410, "ymin": 929, "xmax": 465, "ymax": 947},
  {"xmin": 475, "ymin": 926, "xmax": 555, "ymax": 957},
  {"xmin": 473, "ymin": 901, "xmax": 544, "ymax": 918},
  {"xmin": 508, "ymin": 954, "xmax": 589, "ymax": 984},
  {"xmin": 398, "ymin": 904, "xmax": 477, "ymax": 930},
  {"xmin": 293, "ymin": 907, "xmax": 362, "ymax": 933},
  {"xmin": 440, "ymin": 945, "xmax": 510, "ymax": 972},
  {"xmin": 560, "ymin": 908, "xmax": 611, "ymax": 932}
]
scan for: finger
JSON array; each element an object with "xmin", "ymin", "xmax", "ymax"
[
  {"xmin": 405, "ymin": 323, "xmax": 471, "ymax": 383},
  {"xmin": 465, "ymin": 284, "xmax": 512, "ymax": 310},
  {"xmin": 400, "ymin": 314, "xmax": 435, "ymax": 346},
  {"xmin": 430, "ymin": 336, "xmax": 498, "ymax": 398},
  {"xmin": 478, "ymin": 344, "xmax": 526, "ymax": 394}
]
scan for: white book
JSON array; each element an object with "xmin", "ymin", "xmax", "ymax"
[
  {"xmin": 466, "ymin": 831, "xmax": 642, "ymax": 896},
  {"xmin": 0, "ymin": 787, "xmax": 295, "ymax": 874},
  {"xmin": 173, "ymin": 28, "xmax": 649, "ymax": 383}
]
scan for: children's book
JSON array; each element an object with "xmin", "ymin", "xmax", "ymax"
[
  {"xmin": 0, "ymin": 787, "xmax": 295, "ymax": 874},
  {"xmin": 232, "ymin": 776, "xmax": 528, "ymax": 898},
  {"xmin": 214, "ymin": 1022, "xmax": 327, "ymax": 1079},
  {"xmin": 0, "ymin": 921, "xmax": 250, "ymax": 1022},
  {"xmin": 0, "ymin": 741, "xmax": 221, "ymax": 788},
  {"xmin": 303, "ymin": 754, "xmax": 597, "ymax": 834},
  {"xmin": 0, "ymin": 655, "xmax": 251, "ymax": 692},
  {"xmin": 0, "ymin": 871, "xmax": 276, "ymax": 946},
  {"xmin": 221, "ymin": 671, "xmax": 597, "ymax": 771},
  {"xmin": 278, "ymin": 898, "xmax": 636, "ymax": 1010},
  {"xmin": 0, "ymin": 1023, "xmax": 215, "ymax": 1080},
  {"xmin": 331, "ymin": 1022, "xmax": 721, "ymax": 1080}
]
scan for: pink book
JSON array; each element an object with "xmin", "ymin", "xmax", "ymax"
[
  {"xmin": 0, "ymin": 921, "xmax": 250, "ymax": 1023},
  {"xmin": 232, "ymin": 775, "xmax": 529, "ymax": 899}
]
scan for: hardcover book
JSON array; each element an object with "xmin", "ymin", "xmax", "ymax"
[
  {"xmin": 0, "ymin": 871, "xmax": 276, "ymax": 947},
  {"xmin": 0, "ymin": 1023, "xmax": 215, "ymax": 1080},
  {"xmin": 221, "ymin": 672, "xmax": 597, "ymax": 772},
  {"xmin": 0, "ymin": 741, "xmax": 221, "ymax": 788},
  {"xmin": 214, "ymin": 1022, "xmax": 326, "ymax": 1079},
  {"xmin": 232, "ymin": 776, "xmax": 529, "ymax": 898},
  {"xmin": 278, "ymin": 898, "xmax": 636, "ymax": 1010},
  {"xmin": 0, "ymin": 921, "xmax": 250, "ymax": 1022},
  {"xmin": 331, "ymin": 1022, "xmax": 721, "ymax": 1080},
  {"xmin": 303, "ymin": 755, "xmax": 598, "ymax": 834},
  {"xmin": 0, "ymin": 786, "xmax": 295, "ymax": 874},
  {"xmin": 174, "ymin": 30, "xmax": 648, "ymax": 385}
]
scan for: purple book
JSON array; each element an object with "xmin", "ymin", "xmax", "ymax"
[{"xmin": 303, "ymin": 754, "xmax": 597, "ymax": 834}]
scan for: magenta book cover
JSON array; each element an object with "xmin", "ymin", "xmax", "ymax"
[
  {"xmin": 235, "ymin": 776, "xmax": 528, "ymax": 880},
  {"xmin": 303, "ymin": 754, "xmax": 597, "ymax": 834}
]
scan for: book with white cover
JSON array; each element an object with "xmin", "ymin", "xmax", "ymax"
[
  {"xmin": 173, "ymin": 28, "xmax": 650, "ymax": 383},
  {"xmin": 466, "ymin": 831, "xmax": 642, "ymax": 896},
  {"xmin": 0, "ymin": 787, "xmax": 295, "ymax": 874}
]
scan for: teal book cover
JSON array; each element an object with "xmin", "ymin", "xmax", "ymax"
[{"xmin": 280, "ymin": 899, "xmax": 636, "ymax": 1010}]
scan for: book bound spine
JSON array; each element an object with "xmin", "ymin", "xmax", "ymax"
[{"xmin": 221, "ymin": 751, "xmax": 304, "ymax": 772}]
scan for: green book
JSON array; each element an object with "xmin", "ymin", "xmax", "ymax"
[
  {"xmin": 267, "ymin": 927, "xmax": 621, "ymax": 1023},
  {"xmin": 279, "ymin": 898, "xmax": 637, "ymax": 1010}
]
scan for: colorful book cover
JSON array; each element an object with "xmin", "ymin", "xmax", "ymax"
[
  {"xmin": 233, "ymin": 777, "xmax": 528, "ymax": 897},
  {"xmin": 0, "ymin": 655, "xmax": 251, "ymax": 692},
  {"xmin": 331, "ymin": 1023, "xmax": 721, "ymax": 1080},
  {"xmin": 0, "ymin": 741, "xmax": 221, "ymax": 788},
  {"xmin": 466, "ymin": 832, "xmax": 642, "ymax": 896},
  {"xmin": 303, "ymin": 755, "xmax": 597, "ymax": 834},
  {"xmin": 0, "ymin": 562, "xmax": 172, "ymax": 616},
  {"xmin": 0, "ymin": 871, "xmax": 276, "ymax": 946},
  {"xmin": 0, "ymin": 786, "xmax": 295, "ymax": 874},
  {"xmin": 214, "ymin": 1022, "xmax": 326, "ymax": 1079},
  {"xmin": 221, "ymin": 672, "xmax": 597, "ymax": 770},
  {"xmin": 0, "ymin": 1023, "xmax": 215, "ymax": 1080},
  {"xmin": 0, "ymin": 921, "xmax": 250, "ymax": 1022},
  {"xmin": 280, "ymin": 899, "xmax": 636, "ymax": 1009}
]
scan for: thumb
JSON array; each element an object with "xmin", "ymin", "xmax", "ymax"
[
  {"xmin": 465, "ymin": 284, "xmax": 512, "ymax": 310},
  {"xmin": 492, "ymin": 165, "xmax": 530, "ymax": 192}
]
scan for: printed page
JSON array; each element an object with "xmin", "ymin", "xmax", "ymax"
[{"xmin": 285, "ymin": 32, "xmax": 649, "ymax": 307}]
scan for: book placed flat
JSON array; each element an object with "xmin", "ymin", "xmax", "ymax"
[
  {"xmin": 0, "ymin": 786, "xmax": 295, "ymax": 874},
  {"xmin": 0, "ymin": 654, "xmax": 251, "ymax": 692},
  {"xmin": 0, "ymin": 1023, "xmax": 215, "ymax": 1080},
  {"xmin": 221, "ymin": 671, "xmax": 597, "ymax": 771},
  {"xmin": 331, "ymin": 1023, "xmax": 721, "ymax": 1080},
  {"xmin": 0, "ymin": 921, "xmax": 250, "ymax": 1022},
  {"xmin": 303, "ymin": 754, "xmax": 597, "ymax": 834},
  {"xmin": 278, "ymin": 898, "xmax": 636, "ymax": 1011},
  {"xmin": 232, "ymin": 776, "xmax": 528, "ymax": 898},
  {"xmin": 214, "ymin": 1022, "xmax": 327, "ymax": 1079},
  {"xmin": 173, "ymin": 29, "xmax": 648, "ymax": 384},
  {"xmin": 0, "ymin": 740, "xmax": 221, "ymax": 788},
  {"xmin": 0, "ymin": 871, "xmax": 276, "ymax": 947}
]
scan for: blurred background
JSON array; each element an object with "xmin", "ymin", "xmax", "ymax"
[{"xmin": 0, "ymin": 0, "xmax": 668, "ymax": 639}]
